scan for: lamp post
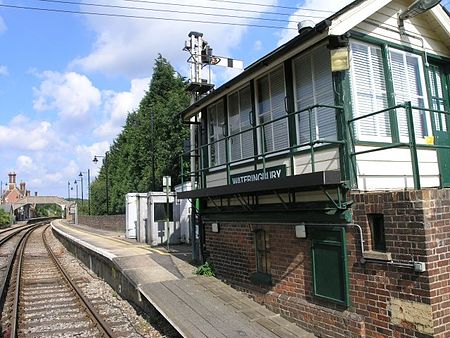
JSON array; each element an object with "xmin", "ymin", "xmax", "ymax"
[
  {"xmin": 67, "ymin": 181, "xmax": 71, "ymax": 200},
  {"xmin": 151, "ymin": 111, "xmax": 156, "ymax": 191},
  {"xmin": 74, "ymin": 180, "xmax": 79, "ymax": 201},
  {"xmin": 79, "ymin": 170, "xmax": 91, "ymax": 215},
  {"xmin": 78, "ymin": 172, "xmax": 84, "ymax": 208},
  {"xmin": 93, "ymin": 152, "xmax": 109, "ymax": 214}
]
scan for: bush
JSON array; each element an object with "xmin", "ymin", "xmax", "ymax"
[
  {"xmin": 0, "ymin": 209, "xmax": 11, "ymax": 228},
  {"xmin": 194, "ymin": 260, "xmax": 215, "ymax": 277}
]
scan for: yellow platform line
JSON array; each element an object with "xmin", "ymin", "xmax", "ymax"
[{"xmin": 55, "ymin": 222, "xmax": 170, "ymax": 255}]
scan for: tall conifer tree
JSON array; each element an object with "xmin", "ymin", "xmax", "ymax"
[{"xmin": 90, "ymin": 55, "xmax": 190, "ymax": 214}]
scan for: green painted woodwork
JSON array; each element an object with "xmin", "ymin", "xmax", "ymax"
[
  {"xmin": 429, "ymin": 64, "xmax": 450, "ymax": 187},
  {"xmin": 351, "ymin": 31, "xmax": 450, "ymax": 63},
  {"xmin": 310, "ymin": 226, "xmax": 349, "ymax": 307},
  {"xmin": 381, "ymin": 44, "xmax": 400, "ymax": 143}
]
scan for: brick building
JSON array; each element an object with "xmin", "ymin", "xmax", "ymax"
[
  {"xmin": 178, "ymin": 0, "xmax": 450, "ymax": 337},
  {"xmin": 1, "ymin": 172, "xmax": 30, "ymax": 204}
]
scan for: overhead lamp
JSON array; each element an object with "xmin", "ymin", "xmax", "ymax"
[
  {"xmin": 330, "ymin": 47, "xmax": 350, "ymax": 72},
  {"xmin": 92, "ymin": 156, "xmax": 98, "ymax": 164},
  {"xmin": 398, "ymin": 0, "xmax": 441, "ymax": 34}
]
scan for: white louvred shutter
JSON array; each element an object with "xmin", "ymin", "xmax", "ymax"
[
  {"xmin": 239, "ymin": 86, "xmax": 254, "ymax": 159},
  {"xmin": 294, "ymin": 45, "xmax": 335, "ymax": 145},
  {"xmin": 350, "ymin": 42, "xmax": 389, "ymax": 139},
  {"xmin": 270, "ymin": 67, "xmax": 289, "ymax": 151},
  {"xmin": 228, "ymin": 92, "xmax": 241, "ymax": 162},
  {"xmin": 312, "ymin": 46, "xmax": 336, "ymax": 141},
  {"xmin": 390, "ymin": 50, "xmax": 427, "ymax": 140},
  {"xmin": 294, "ymin": 54, "xmax": 315, "ymax": 145}
]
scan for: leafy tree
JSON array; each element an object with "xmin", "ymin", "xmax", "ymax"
[
  {"xmin": 0, "ymin": 209, "xmax": 12, "ymax": 228},
  {"xmin": 35, "ymin": 204, "xmax": 62, "ymax": 217},
  {"xmin": 90, "ymin": 55, "xmax": 190, "ymax": 214}
]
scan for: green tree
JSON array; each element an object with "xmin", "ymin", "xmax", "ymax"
[
  {"xmin": 0, "ymin": 209, "xmax": 12, "ymax": 228},
  {"xmin": 90, "ymin": 55, "xmax": 190, "ymax": 214},
  {"xmin": 35, "ymin": 204, "xmax": 62, "ymax": 217}
]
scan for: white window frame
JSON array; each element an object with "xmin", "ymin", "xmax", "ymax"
[
  {"xmin": 388, "ymin": 48, "xmax": 431, "ymax": 143},
  {"xmin": 349, "ymin": 40, "xmax": 391, "ymax": 142}
]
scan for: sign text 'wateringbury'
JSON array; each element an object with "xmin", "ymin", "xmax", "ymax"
[{"xmin": 230, "ymin": 165, "xmax": 286, "ymax": 185}]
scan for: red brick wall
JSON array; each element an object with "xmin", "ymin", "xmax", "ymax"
[
  {"xmin": 78, "ymin": 214, "xmax": 125, "ymax": 232},
  {"xmin": 204, "ymin": 189, "xmax": 450, "ymax": 338},
  {"xmin": 352, "ymin": 190, "xmax": 450, "ymax": 337},
  {"xmin": 205, "ymin": 223, "xmax": 365, "ymax": 337}
]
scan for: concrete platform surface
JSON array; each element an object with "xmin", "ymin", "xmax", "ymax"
[{"xmin": 52, "ymin": 220, "xmax": 315, "ymax": 338}]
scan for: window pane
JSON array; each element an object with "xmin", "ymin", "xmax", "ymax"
[
  {"xmin": 390, "ymin": 49, "xmax": 427, "ymax": 139},
  {"xmin": 154, "ymin": 203, "xmax": 173, "ymax": 222},
  {"xmin": 228, "ymin": 85, "xmax": 254, "ymax": 162},
  {"xmin": 294, "ymin": 45, "xmax": 336, "ymax": 145},
  {"xmin": 349, "ymin": 42, "xmax": 390, "ymax": 139},
  {"xmin": 257, "ymin": 67, "xmax": 288, "ymax": 153},
  {"xmin": 208, "ymin": 100, "xmax": 226, "ymax": 166}
]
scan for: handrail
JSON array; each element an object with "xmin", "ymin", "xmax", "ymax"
[
  {"xmin": 181, "ymin": 103, "xmax": 344, "ymax": 189},
  {"xmin": 182, "ymin": 100, "xmax": 450, "ymax": 191},
  {"xmin": 347, "ymin": 101, "xmax": 450, "ymax": 190}
]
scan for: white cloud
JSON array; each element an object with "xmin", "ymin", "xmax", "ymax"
[
  {"xmin": 253, "ymin": 40, "xmax": 263, "ymax": 51},
  {"xmin": 0, "ymin": 65, "xmax": 8, "ymax": 76},
  {"xmin": 276, "ymin": 0, "xmax": 353, "ymax": 46},
  {"xmin": 94, "ymin": 78, "xmax": 149, "ymax": 137},
  {"xmin": 0, "ymin": 17, "xmax": 6, "ymax": 34},
  {"xmin": 16, "ymin": 155, "xmax": 35, "ymax": 172},
  {"xmin": 0, "ymin": 118, "xmax": 61, "ymax": 151},
  {"xmin": 33, "ymin": 71, "xmax": 101, "ymax": 121},
  {"xmin": 71, "ymin": 0, "xmax": 278, "ymax": 78}
]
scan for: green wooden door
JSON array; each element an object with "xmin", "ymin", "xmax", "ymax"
[
  {"xmin": 429, "ymin": 64, "xmax": 450, "ymax": 187},
  {"xmin": 310, "ymin": 227, "xmax": 349, "ymax": 306}
]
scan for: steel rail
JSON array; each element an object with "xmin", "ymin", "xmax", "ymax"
[
  {"xmin": 42, "ymin": 225, "xmax": 116, "ymax": 338},
  {"xmin": 0, "ymin": 222, "xmax": 44, "ymax": 309},
  {"xmin": 10, "ymin": 225, "xmax": 38, "ymax": 337},
  {"xmin": 0, "ymin": 223, "xmax": 37, "ymax": 245}
]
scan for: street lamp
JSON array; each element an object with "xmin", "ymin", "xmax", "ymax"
[
  {"xmin": 73, "ymin": 180, "xmax": 78, "ymax": 201},
  {"xmin": 78, "ymin": 172, "xmax": 84, "ymax": 208},
  {"xmin": 67, "ymin": 181, "xmax": 71, "ymax": 200},
  {"xmin": 93, "ymin": 152, "xmax": 109, "ymax": 214},
  {"xmin": 79, "ymin": 170, "xmax": 91, "ymax": 215}
]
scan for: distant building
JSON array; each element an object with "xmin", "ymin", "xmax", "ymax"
[{"xmin": 2, "ymin": 172, "xmax": 30, "ymax": 204}]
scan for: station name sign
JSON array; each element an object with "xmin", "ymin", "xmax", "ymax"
[{"xmin": 230, "ymin": 165, "xmax": 286, "ymax": 185}]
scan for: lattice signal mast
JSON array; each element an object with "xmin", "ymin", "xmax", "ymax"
[{"xmin": 183, "ymin": 31, "xmax": 243, "ymax": 99}]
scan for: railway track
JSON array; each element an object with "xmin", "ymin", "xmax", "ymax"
[
  {"xmin": 1, "ymin": 224, "xmax": 116, "ymax": 337},
  {"xmin": 14, "ymin": 223, "xmax": 116, "ymax": 337},
  {"xmin": 0, "ymin": 222, "xmax": 170, "ymax": 338}
]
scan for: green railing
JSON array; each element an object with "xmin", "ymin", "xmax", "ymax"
[
  {"xmin": 181, "ymin": 104, "xmax": 345, "ymax": 189},
  {"xmin": 347, "ymin": 101, "xmax": 450, "ymax": 190}
]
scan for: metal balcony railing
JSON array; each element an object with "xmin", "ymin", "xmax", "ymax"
[
  {"xmin": 181, "ymin": 101, "xmax": 450, "ymax": 191},
  {"xmin": 181, "ymin": 104, "xmax": 345, "ymax": 189}
]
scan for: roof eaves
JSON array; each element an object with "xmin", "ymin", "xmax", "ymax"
[{"xmin": 179, "ymin": 0, "xmax": 366, "ymax": 120}]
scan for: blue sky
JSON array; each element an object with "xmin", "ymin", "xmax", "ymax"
[{"xmin": 0, "ymin": 0, "xmax": 448, "ymax": 198}]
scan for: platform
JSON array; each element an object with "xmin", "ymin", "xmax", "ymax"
[{"xmin": 52, "ymin": 220, "xmax": 315, "ymax": 338}]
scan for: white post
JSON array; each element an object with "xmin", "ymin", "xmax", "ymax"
[
  {"xmin": 74, "ymin": 203, "xmax": 78, "ymax": 225},
  {"xmin": 163, "ymin": 176, "xmax": 172, "ymax": 252}
]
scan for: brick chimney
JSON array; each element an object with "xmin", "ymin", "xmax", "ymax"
[{"xmin": 8, "ymin": 172, "xmax": 16, "ymax": 190}]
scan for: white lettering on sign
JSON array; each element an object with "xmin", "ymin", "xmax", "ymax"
[{"xmin": 230, "ymin": 167, "xmax": 285, "ymax": 185}]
